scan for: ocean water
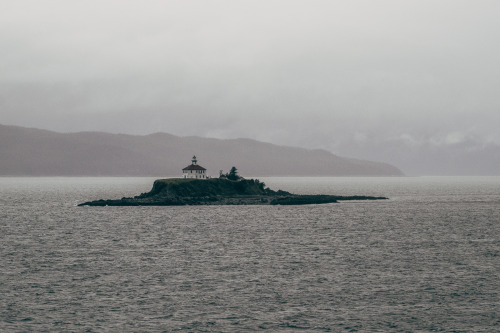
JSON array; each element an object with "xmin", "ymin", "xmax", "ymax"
[{"xmin": 1, "ymin": 176, "xmax": 499, "ymax": 332}]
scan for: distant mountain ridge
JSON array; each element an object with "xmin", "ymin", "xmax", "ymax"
[
  {"xmin": 335, "ymin": 136, "xmax": 500, "ymax": 176},
  {"xmin": 0, "ymin": 124, "xmax": 403, "ymax": 176}
]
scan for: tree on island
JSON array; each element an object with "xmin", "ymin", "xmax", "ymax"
[{"xmin": 226, "ymin": 166, "xmax": 241, "ymax": 181}]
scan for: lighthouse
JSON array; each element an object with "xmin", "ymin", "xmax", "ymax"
[{"xmin": 182, "ymin": 156, "xmax": 207, "ymax": 179}]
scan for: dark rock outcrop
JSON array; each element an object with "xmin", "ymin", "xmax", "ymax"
[{"xmin": 78, "ymin": 178, "xmax": 387, "ymax": 206}]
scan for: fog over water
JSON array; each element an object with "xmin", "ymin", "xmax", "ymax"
[{"xmin": 1, "ymin": 1, "xmax": 500, "ymax": 174}]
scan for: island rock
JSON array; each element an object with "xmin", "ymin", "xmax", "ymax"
[{"xmin": 78, "ymin": 178, "xmax": 387, "ymax": 206}]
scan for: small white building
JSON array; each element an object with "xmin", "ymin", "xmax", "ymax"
[{"xmin": 182, "ymin": 156, "xmax": 207, "ymax": 179}]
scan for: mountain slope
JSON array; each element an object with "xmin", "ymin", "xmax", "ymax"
[
  {"xmin": 0, "ymin": 124, "xmax": 403, "ymax": 176},
  {"xmin": 335, "ymin": 136, "xmax": 500, "ymax": 176}
]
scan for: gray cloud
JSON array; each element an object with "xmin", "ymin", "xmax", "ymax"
[{"xmin": 1, "ymin": 0, "xmax": 500, "ymax": 162}]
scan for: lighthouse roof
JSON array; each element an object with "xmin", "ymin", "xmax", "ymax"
[{"xmin": 183, "ymin": 164, "xmax": 206, "ymax": 171}]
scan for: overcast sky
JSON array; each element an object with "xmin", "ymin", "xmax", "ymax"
[{"xmin": 1, "ymin": 0, "xmax": 499, "ymax": 155}]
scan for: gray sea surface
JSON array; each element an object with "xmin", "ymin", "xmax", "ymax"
[{"xmin": 1, "ymin": 176, "xmax": 499, "ymax": 332}]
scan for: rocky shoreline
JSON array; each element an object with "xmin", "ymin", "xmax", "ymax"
[{"xmin": 78, "ymin": 178, "xmax": 388, "ymax": 206}]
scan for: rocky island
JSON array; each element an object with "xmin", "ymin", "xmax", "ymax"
[{"xmin": 78, "ymin": 178, "xmax": 387, "ymax": 206}]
